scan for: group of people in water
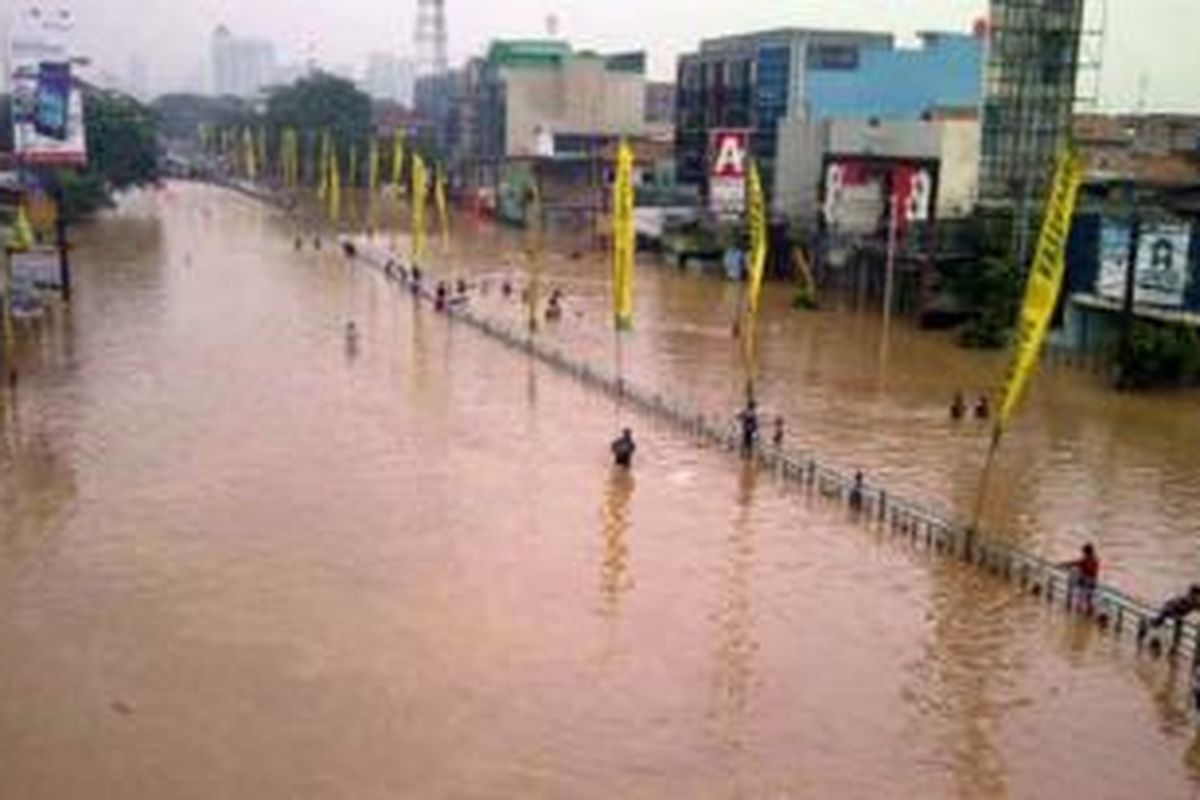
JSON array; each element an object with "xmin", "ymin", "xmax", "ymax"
[{"xmin": 950, "ymin": 391, "xmax": 990, "ymax": 421}]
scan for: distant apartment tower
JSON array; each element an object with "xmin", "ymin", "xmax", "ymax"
[
  {"xmin": 675, "ymin": 28, "xmax": 983, "ymax": 192},
  {"xmin": 211, "ymin": 25, "xmax": 277, "ymax": 97},
  {"xmin": 415, "ymin": 0, "xmax": 448, "ymax": 76},
  {"xmin": 978, "ymin": 0, "xmax": 1086, "ymax": 207},
  {"xmin": 365, "ymin": 53, "xmax": 415, "ymax": 106}
]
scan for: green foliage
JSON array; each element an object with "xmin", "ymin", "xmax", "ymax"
[
  {"xmin": 953, "ymin": 255, "xmax": 1023, "ymax": 348},
  {"xmin": 52, "ymin": 90, "xmax": 159, "ymax": 219},
  {"xmin": 1115, "ymin": 321, "xmax": 1200, "ymax": 389},
  {"xmin": 152, "ymin": 94, "xmax": 255, "ymax": 142},
  {"xmin": 264, "ymin": 72, "xmax": 372, "ymax": 156},
  {"xmin": 941, "ymin": 211, "xmax": 1023, "ymax": 349}
]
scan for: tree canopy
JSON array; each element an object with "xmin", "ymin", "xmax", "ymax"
[{"xmin": 265, "ymin": 72, "xmax": 372, "ymax": 150}]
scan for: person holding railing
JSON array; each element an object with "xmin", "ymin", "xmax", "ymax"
[
  {"xmin": 1059, "ymin": 543, "xmax": 1100, "ymax": 615},
  {"xmin": 1138, "ymin": 584, "xmax": 1200, "ymax": 651}
]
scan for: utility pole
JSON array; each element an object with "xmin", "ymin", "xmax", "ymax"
[
  {"xmin": 1117, "ymin": 181, "xmax": 1141, "ymax": 389},
  {"xmin": 52, "ymin": 182, "xmax": 72, "ymax": 302}
]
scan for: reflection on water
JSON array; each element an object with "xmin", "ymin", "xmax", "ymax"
[{"xmin": 2, "ymin": 184, "xmax": 1199, "ymax": 798}]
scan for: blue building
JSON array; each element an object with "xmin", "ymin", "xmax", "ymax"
[{"xmin": 675, "ymin": 28, "xmax": 984, "ymax": 193}]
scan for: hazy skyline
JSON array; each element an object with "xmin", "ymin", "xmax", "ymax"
[{"xmin": 7, "ymin": 0, "xmax": 1200, "ymax": 112}]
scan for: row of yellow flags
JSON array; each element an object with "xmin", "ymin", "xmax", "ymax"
[{"xmin": 199, "ymin": 120, "xmax": 1079, "ymax": 438}]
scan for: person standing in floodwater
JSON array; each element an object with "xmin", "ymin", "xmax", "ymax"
[
  {"xmin": 738, "ymin": 400, "xmax": 759, "ymax": 455},
  {"xmin": 950, "ymin": 391, "xmax": 966, "ymax": 420},
  {"xmin": 611, "ymin": 428, "xmax": 636, "ymax": 469},
  {"xmin": 772, "ymin": 416, "xmax": 785, "ymax": 449},
  {"xmin": 849, "ymin": 471, "xmax": 865, "ymax": 511},
  {"xmin": 975, "ymin": 395, "xmax": 991, "ymax": 420}
]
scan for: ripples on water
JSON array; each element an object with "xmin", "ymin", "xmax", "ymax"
[{"xmin": 0, "ymin": 184, "xmax": 1198, "ymax": 798}]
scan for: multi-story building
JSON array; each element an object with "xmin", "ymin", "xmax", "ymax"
[
  {"xmin": 211, "ymin": 25, "xmax": 277, "ymax": 98},
  {"xmin": 978, "ymin": 0, "xmax": 1085, "ymax": 207},
  {"xmin": 364, "ymin": 53, "xmax": 416, "ymax": 106},
  {"xmin": 675, "ymin": 28, "xmax": 984, "ymax": 194}
]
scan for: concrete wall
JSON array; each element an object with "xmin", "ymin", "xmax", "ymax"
[{"xmin": 502, "ymin": 58, "xmax": 645, "ymax": 157}]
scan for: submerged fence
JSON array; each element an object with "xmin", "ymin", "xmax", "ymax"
[
  {"xmin": 342, "ymin": 236, "xmax": 1200, "ymax": 666},
  {"xmin": 198, "ymin": 175, "xmax": 1200, "ymax": 667}
]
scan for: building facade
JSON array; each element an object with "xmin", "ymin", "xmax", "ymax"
[
  {"xmin": 978, "ymin": 0, "xmax": 1085, "ymax": 206},
  {"xmin": 211, "ymin": 25, "xmax": 277, "ymax": 98},
  {"xmin": 364, "ymin": 53, "xmax": 416, "ymax": 106},
  {"xmin": 675, "ymin": 28, "xmax": 984, "ymax": 195}
]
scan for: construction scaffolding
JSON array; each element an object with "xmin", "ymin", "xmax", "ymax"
[
  {"xmin": 979, "ymin": 0, "xmax": 1102, "ymax": 265},
  {"xmin": 415, "ymin": 0, "xmax": 448, "ymax": 77}
]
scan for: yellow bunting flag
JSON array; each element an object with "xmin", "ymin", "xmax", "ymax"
[
  {"xmin": 434, "ymin": 166, "xmax": 450, "ymax": 253},
  {"xmin": 243, "ymin": 128, "xmax": 257, "ymax": 180},
  {"xmin": 995, "ymin": 148, "xmax": 1084, "ymax": 435},
  {"xmin": 411, "ymin": 152, "xmax": 428, "ymax": 263},
  {"xmin": 368, "ymin": 139, "xmax": 380, "ymax": 231},
  {"xmin": 327, "ymin": 141, "xmax": 341, "ymax": 226},
  {"xmin": 391, "ymin": 131, "xmax": 405, "ymax": 189},
  {"xmin": 742, "ymin": 159, "xmax": 768, "ymax": 371},
  {"xmin": 611, "ymin": 140, "xmax": 635, "ymax": 331},
  {"xmin": 9, "ymin": 204, "xmax": 34, "ymax": 252}
]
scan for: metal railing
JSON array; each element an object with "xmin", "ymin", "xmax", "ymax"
[{"xmin": 201, "ymin": 180, "xmax": 1200, "ymax": 666}]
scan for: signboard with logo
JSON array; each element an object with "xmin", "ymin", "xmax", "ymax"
[
  {"xmin": 8, "ymin": 2, "xmax": 88, "ymax": 166},
  {"xmin": 1097, "ymin": 220, "xmax": 1192, "ymax": 308},
  {"xmin": 821, "ymin": 155, "xmax": 937, "ymax": 235},
  {"xmin": 708, "ymin": 129, "xmax": 749, "ymax": 217}
]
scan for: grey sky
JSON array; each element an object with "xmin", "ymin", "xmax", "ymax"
[{"xmin": 19, "ymin": 0, "xmax": 1200, "ymax": 111}]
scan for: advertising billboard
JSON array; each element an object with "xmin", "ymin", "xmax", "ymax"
[
  {"xmin": 1097, "ymin": 221, "xmax": 1192, "ymax": 308},
  {"xmin": 7, "ymin": 3, "xmax": 87, "ymax": 166},
  {"xmin": 708, "ymin": 129, "xmax": 749, "ymax": 217}
]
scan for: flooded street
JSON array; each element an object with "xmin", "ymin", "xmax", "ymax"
[{"xmin": 3, "ymin": 183, "xmax": 1200, "ymax": 798}]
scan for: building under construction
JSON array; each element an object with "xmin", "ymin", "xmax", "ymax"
[{"xmin": 978, "ymin": 0, "xmax": 1092, "ymax": 259}]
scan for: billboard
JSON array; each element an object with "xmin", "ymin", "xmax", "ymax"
[
  {"xmin": 8, "ymin": 3, "xmax": 87, "ymax": 166},
  {"xmin": 708, "ymin": 129, "xmax": 749, "ymax": 217},
  {"xmin": 821, "ymin": 156, "xmax": 936, "ymax": 234},
  {"xmin": 1097, "ymin": 221, "xmax": 1192, "ymax": 308}
]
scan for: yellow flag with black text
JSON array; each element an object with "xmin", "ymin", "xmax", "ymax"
[
  {"xmin": 611, "ymin": 140, "xmax": 635, "ymax": 330},
  {"xmin": 995, "ymin": 148, "xmax": 1083, "ymax": 434},
  {"xmin": 742, "ymin": 160, "xmax": 768, "ymax": 369}
]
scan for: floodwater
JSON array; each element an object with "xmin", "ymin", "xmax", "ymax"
[
  {"xmin": 1, "ymin": 182, "xmax": 1199, "ymax": 799},
  {"xmin": 439, "ymin": 206, "xmax": 1200, "ymax": 604}
]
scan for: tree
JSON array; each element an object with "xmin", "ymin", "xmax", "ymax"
[
  {"xmin": 2, "ymin": 90, "xmax": 159, "ymax": 220},
  {"xmin": 264, "ymin": 72, "xmax": 372, "ymax": 177},
  {"xmin": 152, "ymin": 93, "xmax": 255, "ymax": 144},
  {"xmin": 55, "ymin": 89, "xmax": 160, "ymax": 219}
]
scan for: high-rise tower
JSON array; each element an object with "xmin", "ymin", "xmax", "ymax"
[{"xmin": 415, "ymin": 0, "xmax": 448, "ymax": 76}]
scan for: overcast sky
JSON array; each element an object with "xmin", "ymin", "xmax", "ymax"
[{"xmin": 9, "ymin": 0, "xmax": 1200, "ymax": 111}]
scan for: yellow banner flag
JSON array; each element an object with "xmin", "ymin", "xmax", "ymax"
[
  {"xmin": 243, "ymin": 128, "xmax": 257, "ymax": 180},
  {"xmin": 611, "ymin": 140, "xmax": 635, "ymax": 330},
  {"xmin": 434, "ymin": 166, "xmax": 450, "ymax": 253},
  {"xmin": 318, "ymin": 131, "xmax": 330, "ymax": 200},
  {"xmin": 368, "ymin": 139, "xmax": 380, "ymax": 231},
  {"xmin": 742, "ymin": 159, "xmax": 768, "ymax": 368},
  {"xmin": 9, "ymin": 203, "xmax": 34, "ymax": 252},
  {"xmin": 391, "ymin": 131, "xmax": 405, "ymax": 189},
  {"xmin": 327, "ymin": 141, "xmax": 341, "ymax": 226},
  {"xmin": 411, "ymin": 153, "xmax": 428, "ymax": 263},
  {"xmin": 995, "ymin": 148, "xmax": 1083, "ymax": 434}
]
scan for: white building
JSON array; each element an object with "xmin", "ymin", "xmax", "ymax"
[
  {"xmin": 211, "ymin": 25, "xmax": 277, "ymax": 98},
  {"xmin": 364, "ymin": 52, "xmax": 415, "ymax": 106},
  {"xmin": 775, "ymin": 114, "xmax": 981, "ymax": 226}
]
